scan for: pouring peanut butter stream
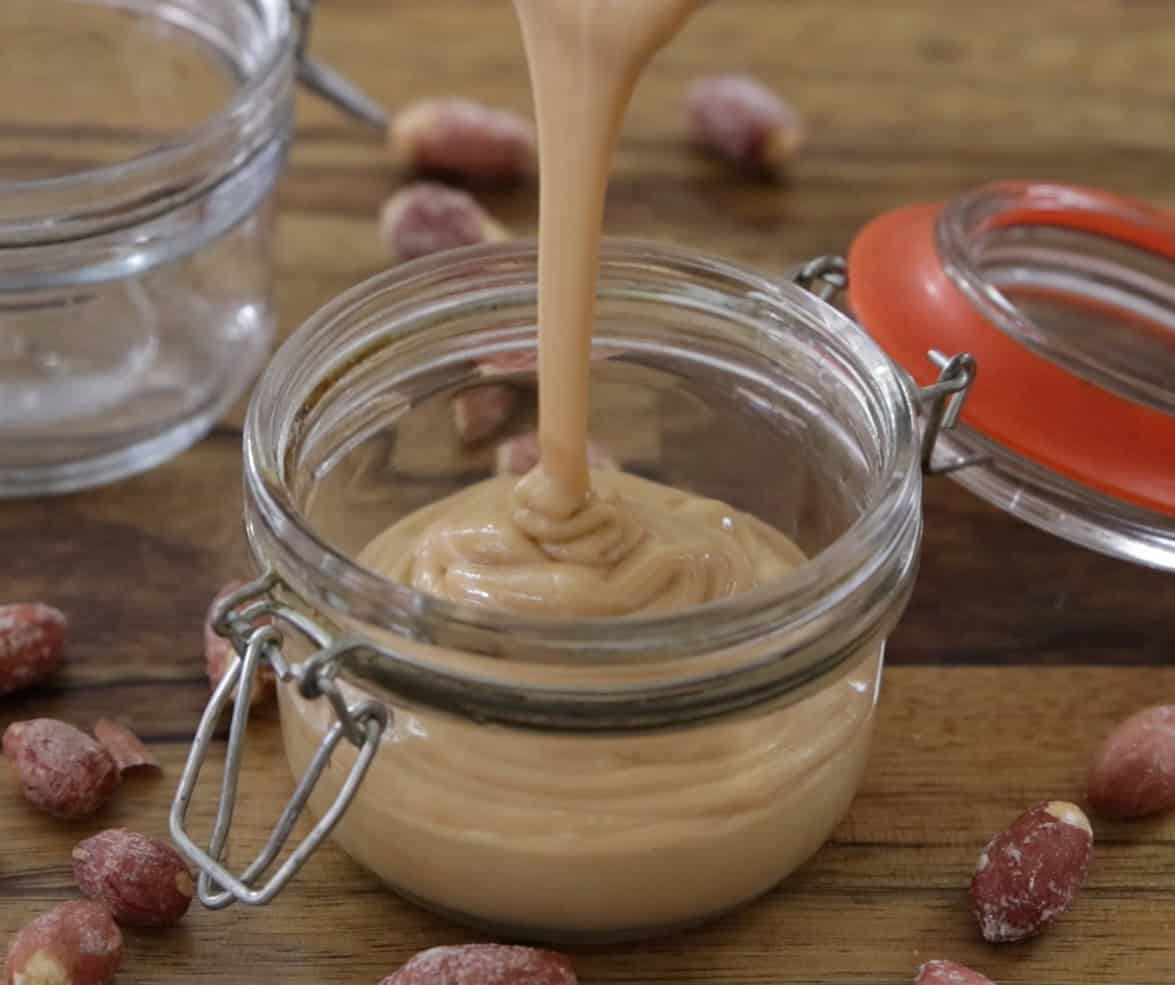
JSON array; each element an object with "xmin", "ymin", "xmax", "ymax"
[{"xmin": 361, "ymin": 0, "xmax": 798, "ymax": 616}]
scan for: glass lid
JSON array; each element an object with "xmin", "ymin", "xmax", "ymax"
[{"xmin": 848, "ymin": 181, "xmax": 1175, "ymax": 572}]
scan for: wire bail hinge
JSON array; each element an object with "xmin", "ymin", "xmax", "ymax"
[
  {"xmin": 170, "ymin": 569, "xmax": 388, "ymax": 909},
  {"xmin": 917, "ymin": 350, "xmax": 987, "ymax": 475},
  {"xmin": 791, "ymin": 255, "xmax": 848, "ymax": 302}
]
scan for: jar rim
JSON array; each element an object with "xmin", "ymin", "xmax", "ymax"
[
  {"xmin": 245, "ymin": 239, "xmax": 923, "ymax": 688},
  {"xmin": 0, "ymin": 0, "xmax": 292, "ymax": 242}
]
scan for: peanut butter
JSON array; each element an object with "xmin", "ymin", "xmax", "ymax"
[
  {"xmin": 281, "ymin": 651, "xmax": 878, "ymax": 935},
  {"xmin": 358, "ymin": 470, "xmax": 797, "ymax": 617},
  {"xmin": 280, "ymin": 0, "xmax": 882, "ymax": 938}
]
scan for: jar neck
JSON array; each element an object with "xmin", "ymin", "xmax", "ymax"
[{"xmin": 244, "ymin": 240, "xmax": 922, "ymax": 727}]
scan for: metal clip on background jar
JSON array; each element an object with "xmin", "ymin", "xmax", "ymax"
[
  {"xmin": 0, "ymin": 0, "xmax": 383, "ymax": 497},
  {"xmin": 170, "ymin": 237, "xmax": 979, "ymax": 944}
]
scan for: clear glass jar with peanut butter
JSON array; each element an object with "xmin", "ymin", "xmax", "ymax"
[{"xmin": 172, "ymin": 241, "xmax": 925, "ymax": 943}]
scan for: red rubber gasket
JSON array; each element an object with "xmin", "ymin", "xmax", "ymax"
[{"xmin": 847, "ymin": 183, "xmax": 1175, "ymax": 517}]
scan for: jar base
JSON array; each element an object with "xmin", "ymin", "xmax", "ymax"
[
  {"xmin": 0, "ymin": 413, "xmax": 219, "ymax": 498},
  {"xmin": 0, "ymin": 332, "xmax": 268, "ymax": 497},
  {"xmin": 385, "ymin": 881, "xmax": 762, "ymax": 948}
]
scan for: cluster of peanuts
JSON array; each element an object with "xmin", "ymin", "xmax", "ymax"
[
  {"xmin": 380, "ymin": 76, "xmax": 803, "ymax": 454},
  {"xmin": 3, "ymin": 596, "xmax": 1173, "ymax": 984},
  {"xmin": 0, "ymin": 587, "xmax": 341, "ymax": 983},
  {"xmin": 0, "ymin": 605, "xmax": 194, "ymax": 984},
  {"xmin": 925, "ymin": 703, "xmax": 1175, "ymax": 985}
]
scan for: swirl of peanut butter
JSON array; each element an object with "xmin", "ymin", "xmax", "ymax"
[
  {"xmin": 357, "ymin": 0, "xmax": 799, "ymax": 619},
  {"xmin": 359, "ymin": 468, "xmax": 798, "ymax": 618}
]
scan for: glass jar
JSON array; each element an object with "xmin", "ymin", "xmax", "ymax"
[
  {"xmin": 0, "ymin": 0, "xmax": 293, "ymax": 496},
  {"xmin": 172, "ymin": 240, "xmax": 928, "ymax": 943}
]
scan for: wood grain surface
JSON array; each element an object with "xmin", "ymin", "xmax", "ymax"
[{"xmin": 3, "ymin": 1, "xmax": 1174, "ymax": 983}]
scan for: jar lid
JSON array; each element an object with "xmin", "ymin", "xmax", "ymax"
[{"xmin": 847, "ymin": 181, "xmax": 1175, "ymax": 571}]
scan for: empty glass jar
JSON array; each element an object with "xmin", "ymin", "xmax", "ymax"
[{"xmin": 0, "ymin": 0, "xmax": 293, "ymax": 495}]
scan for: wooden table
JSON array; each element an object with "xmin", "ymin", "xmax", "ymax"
[{"xmin": 4, "ymin": 1, "xmax": 1174, "ymax": 982}]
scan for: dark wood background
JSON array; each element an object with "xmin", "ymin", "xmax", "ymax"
[{"xmin": 2, "ymin": 1, "xmax": 1173, "ymax": 982}]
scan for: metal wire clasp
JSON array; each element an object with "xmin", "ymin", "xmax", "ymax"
[
  {"xmin": 790, "ymin": 255, "xmax": 983, "ymax": 477},
  {"xmin": 791, "ymin": 255, "xmax": 848, "ymax": 302},
  {"xmin": 916, "ymin": 351, "xmax": 985, "ymax": 475},
  {"xmin": 292, "ymin": 0, "xmax": 388, "ymax": 130},
  {"xmin": 170, "ymin": 571, "xmax": 389, "ymax": 908}
]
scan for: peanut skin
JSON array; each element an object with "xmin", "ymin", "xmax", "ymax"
[
  {"xmin": 379, "ymin": 182, "xmax": 508, "ymax": 264},
  {"xmin": 3, "ymin": 719, "xmax": 119, "ymax": 820},
  {"xmin": 970, "ymin": 801, "xmax": 1093, "ymax": 943},
  {"xmin": 5, "ymin": 900, "xmax": 122, "ymax": 985},
  {"xmin": 73, "ymin": 829, "xmax": 194, "ymax": 928},
  {"xmin": 915, "ymin": 960, "xmax": 997, "ymax": 985},
  {"xmin": 452, "ymin": 385, "xmax": 519, "ymax": 445},
  {"xmin": 381, "ymin": 945, "xmax": 576, "ymax": 985},
  {"xmin": 92, "ymin": 719, "xmax": 159, "ymax": 775},
  {"xmin": 1088, "ymin": 705, "xmax": 1175, "ymax": 819},
  {"xmin": 0, "ymin": 603, "xmax": 66, "ymax": 696},
  {"xmin": 687, "ymin": 74, "xmax": 803, "ymax": 173},
  {"xmin": 389, "ymin": 98, "xmax": 536, "ymax": 181},
  {"xmin": 495, "ymin": 432, "xmax": 616, "ymax": 476}
]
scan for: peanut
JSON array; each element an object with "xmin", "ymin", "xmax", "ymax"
[
  {"xmin": 915, "ymin": 960, "xmax": 996, "ymax": 985},
  {"xmin": 687, "ymin": 74, "xmax": 803, "ymax": 173},
  {"xmin": 970, "ymin": 801, "xmax": 1093, "ymax": 943},
  {"xmin": 3, "ymin": 719, "xmax": 119, "ymax": 820},
  {"xmin": 380, "ymin": 945, "xmax": 576, "ymax": 985},
  {"xmin": 73, "ymin": 829, "xmax": 193, "ymax": 928},
  {"xmin": 0, "ymin": 603, "xmax": 66, "ymax": 696},
  {"xmin": 1088, "ymin": 704, "xmax": 1175, "ymax": 819},
  {"xmin": 92, "ymin": 719, "xmax": 159, "ymax": 775},
  {"xmin": 495, "ymin": 432, "xmax": 616, "ymax": 476},
  {"xmin": 204, "ymin": 581, "xmax": 275, "ymax": 710},
  {"xmin": 379, "ymin": 182, "xmax": 508, "ymax": 264},
  {"xmin": 4, "ymin": 900, "xmax": 122, "ymax": 985},
  {"xmin": 452, "ymin": 385, "xmax": 519, "ymax": 445},
  {"xmin": 389, "ymin": 98, "xmax": 536, "ymax": 182}
]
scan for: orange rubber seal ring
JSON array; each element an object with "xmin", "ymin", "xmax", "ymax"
[{"xmin": 847, "ymin": 183, "xmax": 1175, "ymax": 517}]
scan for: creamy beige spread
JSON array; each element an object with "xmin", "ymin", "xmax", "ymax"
[
  {"xmin": 281, "ymin": 652, "xmax": 878, "ymax": 934},
  {"xmin": 281, "ymin": 0, "xmax": 882, "ymax": 937},
  {"xmin": 359, "ymin": 470, "xmax": 798, "ymax": 618}
]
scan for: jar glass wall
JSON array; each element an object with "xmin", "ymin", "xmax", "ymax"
[
  {"xmin": 240, "ymin": 241, "xmax": 923, "ymax": 942},
  {"xmin": 0, "ymin": 0, "xmax": 293, "ymax": 496}
]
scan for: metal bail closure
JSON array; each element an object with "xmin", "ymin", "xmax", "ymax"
[
  {"xmin": 170, "ymin": 571, "xmax": 389, "ymax": 908},
  {"xmin": 292, "ymin": 0, "xmax": 388, "ymax": 130},
  {"xmin": 791, "ymin": 255, "xmax": 848, "ymax": 303},
  {"xmin": 916, "ymin": 350, "xmax": 983, "ymax": 476},
  {"xmin": 790, "ymin": 256, "xmax": 980, "ymax": 476}
]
